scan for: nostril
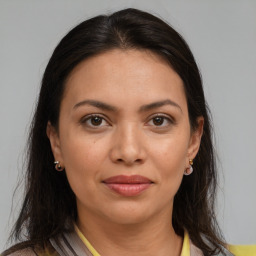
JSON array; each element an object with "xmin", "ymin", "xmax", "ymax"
[
  {"xmin": 109, "ymin": 142, "xmax": 146, "ymax": 165},
  {"xmin": 116, "ymin": 158, "xmax": 143, "ymax": 165}
]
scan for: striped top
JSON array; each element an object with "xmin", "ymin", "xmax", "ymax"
[{"xmin": 3, "ymin": 226, "xmax": 256, "ymax": 256}]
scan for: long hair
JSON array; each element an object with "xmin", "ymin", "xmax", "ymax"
[{"xmin": 6, "ymin": 8, "xmax": 225, "ymax": 256}]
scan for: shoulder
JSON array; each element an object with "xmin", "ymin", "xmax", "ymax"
[
  {"xmin": 1, "ymin": 247, "xmax": 37, "ymax": 256},
  {"xmin": 1, "ymin": 242, "xmax": 58, "ymax": 256},
  {"xmin": 228, "ymin": 244, "xmax": 256, "ymax": 256}
]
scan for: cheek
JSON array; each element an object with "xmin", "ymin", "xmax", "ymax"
[
  {"xmin": 147, "ymin": 132, "xmax": 190, "ymax": 193},
  {"xmin": 150, "ymin": 135, "xmax": 189, "ymax": 172},
  {"xmin": 60, "ymin": 133, "xmax": 108, "ymax": 189},
  {"xmin": 61, "ymin": 129, "xmax": 106, "ymax": 164}
]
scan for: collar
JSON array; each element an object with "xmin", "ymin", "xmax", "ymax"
[
  {"xmin": 75, "ymin": 225, "xmax": 101, "ymax": 256},
  {"xmin": 75, "ymin": 225, "xmax": 191, "ymax": 256},
  {"xmin": 51, "ymin": 225, "xmax": 234, "ymax": 256}
]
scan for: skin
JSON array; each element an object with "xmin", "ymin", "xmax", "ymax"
[{"xmin": 47, "ymin": 49, "xmax": 203, "ymax": 256}]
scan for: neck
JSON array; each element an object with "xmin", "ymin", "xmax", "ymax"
[{"xmin": 76, "ymin": 208, "xmax": 183, "ymax": 256}]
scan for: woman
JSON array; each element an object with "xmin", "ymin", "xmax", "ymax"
[{"xmin": 2, "ymin": 8, "xmax": 252, "ymax": 256}]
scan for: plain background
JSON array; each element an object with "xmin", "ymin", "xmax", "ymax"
[{"xmin": 1, "ymin": 0, "xmax": 255, "ymax": 250}]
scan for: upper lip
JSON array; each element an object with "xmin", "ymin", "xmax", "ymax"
[{"xmin": 103, "ymin": 175, "xmax": 152, "ymax": 184}]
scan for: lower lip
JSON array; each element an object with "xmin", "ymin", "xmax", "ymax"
[{"xmin": 104, "ymin": 183, "xmax": 152, "ymax": 196}]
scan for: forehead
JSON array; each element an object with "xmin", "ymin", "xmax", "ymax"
[{"xmin": 62, "ymin": 49, "xmax": 187, "ymax": 111}]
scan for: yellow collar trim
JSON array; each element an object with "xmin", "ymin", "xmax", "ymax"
[
  {"xmin": 74, "ymin": 225, "xmax": 101, "ymax": 256},
  {"xmin": 75, "ymin": 225, "xmax": 190, "ymax": 256},
  {"xmin": 181, "ymin": 230, "xmax": 190, "ymax": 256},
  {"xmin": 228, "ymin": 244, "xmax": 256, "ymax": 255}
]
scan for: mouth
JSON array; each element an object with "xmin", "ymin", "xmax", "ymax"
[{"xmin": 102, "ymin": 175, "xmax": 153, "ymax": 197}]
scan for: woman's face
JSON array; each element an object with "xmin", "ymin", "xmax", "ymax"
[{"xmin": 48, "ymin": 49, "xmax": 203, "ymax": 226}]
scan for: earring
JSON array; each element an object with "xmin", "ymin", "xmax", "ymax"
[
  {"xmin": 184, "ymin": 159, "xmax": 193, "ymax": 176},
  {"xmin": 54, "ymin": 161, "xmax": 64, "ymax": 171}
]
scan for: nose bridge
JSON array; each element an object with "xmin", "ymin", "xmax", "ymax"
[
  {"xmin": 121, "ymin": 121, "xmax": 140, "ymax": 149},
  {"xmin": 110, "ymin": 121, "xmax": 145, "ymax": 165}
]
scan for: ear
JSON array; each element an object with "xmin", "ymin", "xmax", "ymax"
[
  {"xmin": 46, "ymin": 121, "xmax": 64, "ymax": 166},
  {"xmin": 187, "ymin": 116, "xmax": 204, "ymax": 163}
]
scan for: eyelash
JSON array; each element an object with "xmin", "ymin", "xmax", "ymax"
[
  {"xmin": 80, "ymin": 114, "xmax": 175, "ymax": 129},
  {"xmin": 80, "ymin": 114, "xmax": 109, "ymax": 128},
  {"xmin": 147, "ymin": 114, "xmax": 175, "ymax": 127}
]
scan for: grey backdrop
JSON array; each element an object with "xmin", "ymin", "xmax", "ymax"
[{"xmin": 1, "ymin": 0, "xmax": 255, "ymax": 250}]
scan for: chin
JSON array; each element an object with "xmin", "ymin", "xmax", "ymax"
[{"xmin": 102, "ymin": 202, "xmax": 156, "ymax": 226}]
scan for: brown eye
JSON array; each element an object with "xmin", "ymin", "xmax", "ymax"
[
  {"xmin": 147, "ymin": 114, "xmax": 174, "ymax": 128},
  {"xmin": 90, "ymin": 116, "xmax": 103, "ymax": 126},
  {"xmin": 81, "ymin": 115, "xmax": 109, "ymax": 128},
  {"xmin": 153, "ymin": 116, "xmax": 164, "ymax": 126}
]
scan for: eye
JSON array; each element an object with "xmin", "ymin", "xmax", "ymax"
[
  {"xmin": 81, "ymin": 114, "xmax": 109, "ymax": 128},
  {"xmin": 147, "ymin": 115, "xmax": 174, "ymax": 127},
  {"xmin": 152, "ymin": 116, "xmax": 165, "ymax": 126}
]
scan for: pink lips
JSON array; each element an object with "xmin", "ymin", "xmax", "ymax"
[{"xmin": 103, "ymin": 175, "xmax": 153, "ymax": 197}]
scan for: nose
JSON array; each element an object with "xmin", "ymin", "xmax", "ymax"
[{"xmin": 109, "ymin": 124, "xmax": 146, "ymax": 166}]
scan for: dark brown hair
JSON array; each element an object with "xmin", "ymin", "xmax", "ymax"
[{"xmin": 5, "ymin": 8, "xmax": 225, "ymax": 256}]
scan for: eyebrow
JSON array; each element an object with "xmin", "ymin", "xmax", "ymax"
[
  {"xmin": 139, "ymin": 99, "xmax": 182, "ymax": 113},
  {"xmin": 73, "ymin": 100, "xmax": 117, "ymax": 112},
  {"xmin": 73, "ymin": 99, "xmax": 182, "ymax": 113}
]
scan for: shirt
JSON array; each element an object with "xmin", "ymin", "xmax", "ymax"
[{"xmin": 75, "ymin": 225, "xmax": 256, "ymax": 256}]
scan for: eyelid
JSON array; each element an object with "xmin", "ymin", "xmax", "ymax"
[
  {"xmin": 79, "ymin": 112, "xmax": 175, "ymax": 128},
  {"xmin": 146, "ymin": 113, "xmax": 176, "ymax": 126},
  {"xmin": 80, "ymin": 114, "xmax": 110, "ymax": 127}
]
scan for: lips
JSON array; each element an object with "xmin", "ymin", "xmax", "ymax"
[{"xmin": 103, "ymin": 175, "xmax": 153, "ymax": 196}]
